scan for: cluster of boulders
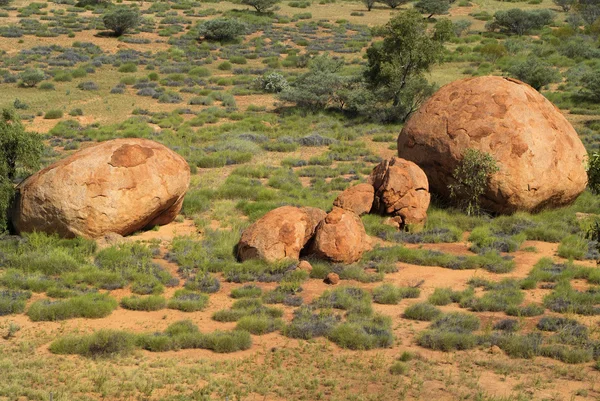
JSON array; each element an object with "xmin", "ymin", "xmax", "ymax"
[
  {"xmin": 9, "ymin": 76, "xmax": 589, "ymax": 277},
  {"xmin": 237, "ymin": 157, "xmax": 431, "ymax": 266},
  {"xmin": 11, "ymin": 138, "xmax": 190, "ymax": 238}
]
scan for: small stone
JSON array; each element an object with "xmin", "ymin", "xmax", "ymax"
[
  {"xmin": 325, "ymin": 273, "xmax": 340, "ymax": 285},
  {"xmin": 297, "ymin": 260, "xmax": 313, "ymax": 273}
]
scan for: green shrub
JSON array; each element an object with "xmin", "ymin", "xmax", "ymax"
[
  {"xmin": 44, "ymin": 109, "xmax": 63, "ymax": 119},
  {"xmin": 430, "ymin": 312, "xmax": 480, "ymax": 333},
  {"xmin": 27, "ymin": 293, "xmax": 118, "ymax": 321},
  {"xmin": 167, "ymin": 290, "xmax": 209, "ymax": 312},
  {"xmin": 50, "ymin": 330, "xmax": 137, "ymax": 357},
  {"xmin": 448, "ymin": 149, "xmax": 499, "ymax": 216},
  {"xmin": 283, "ymin": 306, "xmax": 340, "ymax": 339},
  {"xmin": 236, "ymin": 315, "xmax": 283, "ymax": 334},
  {"xmin": 196, "ymin": 18, "xmax": 246, "ymax": 42},
  {"xmin": 403, "ymin": 302, "xmax": 442, "ymax": 321},
  {"xmin": 218, "ymin": 61, "xmax": 232, "ymax": 71},
  {"xmin": 102, "ymin": 7, "xmax": 140, "ymax": 36},
  {"xmin": 417, "ymin": 330, "xmax": 478, "ymax": 351},
  {"xmin": 327, "ymin": 314, "xmax": 394, "ymax": 350},
  {"xmin": 505, "ymin": 303, "xmax": 545, "ymax": 317},
  {"xmin": 389, "ymin": 361, "xmax": 409, "ymax": 375},
  {"xmin": 19, "ymin": 68, "xmax": 45, "ymax": 87},
  {"xmin": 0, "ymin": 290, "xmax": 31, "ymax": 316},
  {"xmin": 231, "ymin": 284, "xmax": 262, "ymax": 298},
  {"xmin": 428, "ymin": 287, "xmax": 473, "ymax": 305},
  {"xmin": 120, "ymin": 295, "xmax": 166, "ymax": 311},
  {"xmin": 118, "ymin": 63, "xmax": 137, "ymax": 73},
  {"xmin": 372, "ymin": 283, "xmax": 420, "ymax": 304},
  {"xmin": 557, "ymin": 235, "xmax": 589, "ymax": 260}
]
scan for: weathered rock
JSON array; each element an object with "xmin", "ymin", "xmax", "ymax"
[
  {"xmin": 309, "ymin": 207, "xmax": 367, "ymax": 264},
  {"xmin": 297, "ymin": 260, "xmax": 313, "ymax": 273},
  {"xmin": 237, "ymin": 206, "xmax": 326, "ymax": 262},
  {"xmin": 12, "ymin": 138, "xmax": 190, "ymax": 238},
  {"xmin": 398, "ymin": 76, "xmax": 588, "ymax": 214},
  {"xmin": 325, "ymin": 272, "xmax": 340, "ymax": 285},
  {"xmin": 369, "ymin": 157, "xmax": 430, "ymax": 227},
  {"xmin": 333, "ymin": 183, "xmax": 375, "ymax": 216}
]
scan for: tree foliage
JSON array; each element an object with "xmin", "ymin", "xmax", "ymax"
[
  {"xmin": 587, "ymin": 152, "xmax": 600, "ymax": 195},
  {"xmin": 553, "ymin": 0, "xmax": 575, "ymax": 12},
  {"xmin": 507, "ymin": 57, "xmax": 561, "ymax": 90},
  {"xmin": 487, "ymin": 9, "xmax": 555, "ymax": 36},
  {"xmin": 0, "ymin": 109, "xmax": 43, "ymax": 232},
  {"xmin": 448, "ymin": 149, "xmax": 499, "ymax": 216},
  {"xmin": 19, "ymin": 69, "xmax": 45, "ymax": 88},
  {"xmin": 380, "ymin": 0, "xmax": 407, "ymax": 8},
  {"xmin": 414, "ymin": 0, "xmax": 450, "ymax": 18},
  {"xmin": 241, "ymin": 0, "xmax": 280, "ymax": 13},
  {"xmin": 196, "ymin": 18, "xmax": 246, "ymax": 42},
  {"xmin": 279, "ymin": 55, "xmax": 348, "ymax": 111},
  {"xmin": 364, "ymin": 11, "xmax": 445, "ymax": 113},
  {"xmin": 102, "ymin": 7, "xmax": 140, "ymax": 36}
]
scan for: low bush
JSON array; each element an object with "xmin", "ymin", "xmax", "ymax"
[
  {"xmin": 231, "ymin": 284, "xmax": 262, "ymax": 298},
  {"xmin": 120, "ymin": 295, "xmax": 166, "ymax": 311},
  {"xmin": 50, "ymin": 330, "xmax": 137, "ymax": 358},
  {"xmin": 372, "ymin": 284, "xmax": 420, "ymax": 304},
  {"xmin": 417, "ymin": 330, "xmax": 479, "ymax": 351},
  {"xmin": 167, "ymin": 290, "xmax": 209, "ymax": 312},
  {"xmin": 389, "ymin": 361, "xmax": 409, "ymax": 375},
  {"xmin": 27, "ymin": 293, "xmax": 117, "ymax": 321},
  {"xmin": 430, "ymin": 312, "xmax": 480, "ymax": 334},
  {"xmin": 283, "ymin": 306, "xmax": 340, "ymax": 339},
  {"xmin": 327, "ymin": 314, "xmax": 394, "ymax": 350},
  {"xmin": 403, "ymin": 303, "xmax": 442, "ymax": 321},
  {"xmin": 44, "ymin": 109, "xmax": 63, "ymax": 119},
  {"xmin": 0, "ymin": 290, "xmax": 31, "ymax": 316}
]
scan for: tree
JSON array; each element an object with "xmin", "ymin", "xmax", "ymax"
[
  {"xmin": 448, "ymin": 149, "xmax": 499, "ymax": 216},
  {"xmin": 478, "ymin": 43, "xmax": 507, "ymax": 63},
  {"xmin": 453, "ymin": 19, "xmax": 472, "ymax": 37},
  {"xmin": 365, "ymin": 10, "xmax": 445, "ymax": 110},
  {"xmin": 0, "ymin": 109, "xmax": 43, "ymax": 232},
  {"xmin": 577, "ymin": 0, "xmax": 600, "ymax": 25},
  {"xmin": 414, "ymin": 0, "xmax": 450, "ymax": 19},
  {"xmin": 0, "ymin": 0, "xmax": 12, "ymax": 6},
  {"xmin": 587, "ymin": 152, "xmax": 600, "ymax": 195},
  {"xmin": 433, "ymin": 18, "xmax": 455, "ymax": 42},
  {"xmin": 553, "ymin": 0, "xmax": 575, "ymax": 11},
  {"xmin": 507, "ymin": 57, "xmax": 561, "ymax": 90},
  {"xmin": 196, "ymin": 18, "xmax": 246, "ymax": 42},
  {"xmin": 580, "ymin": 69, "xmax": 600, "ymax": 101},
  {"xmin": 364, "ymin": 0, "xmax": 377, "ymax": 10},
  {"xmin": 279, "ymin": 55, "xmax": 348, "ymax": 111},
  {"xmin": 241, "ymin": 0, "xmax": 280, "ymax": 13},
  {"xmin": 487, "ymin": 8, "xmax": 554, "ymax": 35},
  {"xmin": 102, "ymin": 7, "xmax": 140, "ymax": 36},
  {"xmin": 18, "ymin": 69, "xmax": 45, "ymax": 88},
  {"xmin": 380, "ymin": 0, "xmax": 407, "ymax": 8}
]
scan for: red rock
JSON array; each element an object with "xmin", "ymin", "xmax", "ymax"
[
  {"xmin": 398, "ymin": 76, "xmax": 587, "ymax": 213},
  {"xmin": 369, "ymin": 157, "xmax": 430, "ymax": 228},
  {"xmin": 333, "ymin": 183, "xmax": 375, "ymax": 216},
  {"xmin": 237, "ymin": 206, "xmax": 326, "ymax": 262},
  {"xmin": 309, "ymin": 207, "xmax": 367, "ymax": 264},
  {"xmin": 11, "ymin": 138, "xmax": 189, "ymax": 238},
  {"xmin": 325, "ymin": 272, "xmax": 340, "ymax": 285}
]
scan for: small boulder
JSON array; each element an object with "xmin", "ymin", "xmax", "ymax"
[
  {"xmin": 333, "ymin": 183, "xmax": 375, "ymax": 216},
  {"xmin": 11, "ymin": 138, "xmax": 190, "ymax": 238},
  {"xmin": 369, "ymin": 157, "xmax": 430, "ymax": 228},
  {"xmin": 237, "ymin": 206, "xmax": 326, "ymax": 262},
  {"xmin": 297, "ymin": 260, "xmax": 313, "ymax": 273},
  {"xmin": 325, "ymin": 272, "xmax": 340, "ymax": 285},
  {"xmin": 309, "ymin": 207, "xmax": 367, "ymax": 264}
]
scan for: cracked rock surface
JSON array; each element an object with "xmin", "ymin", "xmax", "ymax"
[
  {"xmin": 308, "ymin": 207, "xmax": 368, "ymax": 264},
  {"xmin": 369, "ymin": 157, "xmax": 430, "ymax": 227},
  {"xmin": 237, "ymin": 206, "xmax": 326, "ymax": 263},
  {"xmin": 11, "ymin": 138, "xmax": 190, "ymax": 238},
  {"xmin": 398, "ymin": 76, "xmax": 588, "ymax": 214}
]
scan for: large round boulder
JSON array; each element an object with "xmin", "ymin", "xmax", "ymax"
[
  {"xmin": 369, "ymin": 157, "xmax": 430, "ymax": 227},
  {"xmin": 309, "ymin": 207, "xmax": 367, "ymax": 264},
  {"xmin": 12, "ymin": 138, "xmax": 190, "ymax": 238},
  {"xmin": 237, "ymin": 206, "xmax": 326, "ymax": 262},
  {"xmin": 398, "ymin": 76, "xmax": 588, "ymax": 214},
  {"xmin": 333, "ymin": 183, "xmax": 374, "ymax": 216}
]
